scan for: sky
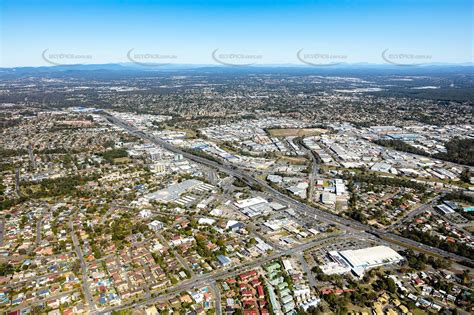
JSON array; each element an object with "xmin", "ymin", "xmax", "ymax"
[{"xmin": 1, "ymin": 0, "xmax": 473, "ymax": 67}]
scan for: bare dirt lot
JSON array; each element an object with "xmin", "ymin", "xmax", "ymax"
[{"xmin": 266, "ymin": 128, "xmax": 327, "ymax": 137}]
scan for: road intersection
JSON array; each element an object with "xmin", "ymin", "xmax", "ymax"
[
  {"xmin": 96, "ymin": 111, "xmax": 473, "ymax": 313},
  {"xmin": 102, "ymin": 111, "xmax": 472, "ymax": 264}
]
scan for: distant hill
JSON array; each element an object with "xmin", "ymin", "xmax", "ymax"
[{"xmin": 1, "ymin": 63, "xmax": 473, "ymax": 80}]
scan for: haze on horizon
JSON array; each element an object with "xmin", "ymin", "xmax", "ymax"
[{"xmin": 1, "ymin": 0, "xmax": 473, "ymax": 67}]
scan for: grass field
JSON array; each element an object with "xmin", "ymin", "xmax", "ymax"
[
  {"xmin": 412, "ymin": 309, "xmax": 428, "ymax": 315},
  {"xmin": 166, "ymin": 126, "xmax": 197, "ymax": 139},
  {"xmin": 266, "ymin": 128, "xmax": 327, "ymax": 137},
  {"xmin": 464, "ymin": 225, "xmax": 474, "ymax": 233},
  {"xmin": 113, "ymin": 157, "xmax": 130, "ymax": 163},
  {"xmin": 278, "ymin": 156, "xmax": 308, "ymax": 165}
]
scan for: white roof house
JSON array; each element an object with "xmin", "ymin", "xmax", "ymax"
[
  {"xmin": 234, "ymin": 196, "xmax": 268, "ymax": 209},
  {"xmin": 198, "ymin": 218, "xmax": 216, "ymax": 225},
  {"xmin": 321, "ymin": 192, "xmax": 336, "ymax": 205},
  {"xmin": 148, "ymin": 220, "xmax": 164, "ymax": 231},
  {"xmin": 139, "ymin": 209, "xmax": 152, "ymax": 218}
]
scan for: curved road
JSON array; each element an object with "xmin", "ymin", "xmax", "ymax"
[{"xmin": 101, "ymin": 112, "xmax": 473, "ymax": 266}]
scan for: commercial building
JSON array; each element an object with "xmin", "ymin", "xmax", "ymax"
[
  {"xmin": 148, "ymin": 220, "xmax": 164, "ymax": 232},
  {"xmin": 371, "ymin": 162, "xmax": 393, "ymax": 174},
  {"xmin": 337, "ymin": 246, "xmax": 404, "ymax": 270},
  {"xmin": 145, "ymin": 179, "xmax": 214, "ymax": 203},
  {"xmin": 435, "ymin": 204, "xmax": 455, "ymax": 215},
  {"xmin": 217, "ymin": 255, "xmax": 232, "ymax": 266},
  {"xmin": 234, "ymin": 197, "xmax": 272, "ymax": 217},
  {"xmin": 334, "ymin": 179, "xmax": 346, "ymax": 196},
  {"xmin": 321, "ymin": 192, "xmax": 336, "ymax": 205},
  {"xmin": 322, "ymin": 246, "xmax": 404, "ymax": 278}
]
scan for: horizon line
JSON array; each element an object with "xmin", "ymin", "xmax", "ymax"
[{"xmin": 2, "ymin": 61, "xmax": 474, "ymax": 70}]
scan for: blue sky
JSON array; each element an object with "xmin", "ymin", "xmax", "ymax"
[{"xmin": 1, "ymin": 0, "xmax": 472, "ymax": 67}]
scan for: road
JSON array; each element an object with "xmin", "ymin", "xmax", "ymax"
[
  {"xmin": 6, "ymin": 289, "xmax": 78, "ymax": 314},
  {"xmin": 208, "ymin": 168, "xmax": 219, "ymax": 186},
  {"xmin": 298, "ymin": 253, "xmax": 317, "ymax": 289},
  {"xmin": 295, "ymin": 137, "xmax": 319, "ymax": 202},
  {"xmin": 389, "ymin": 194, "xmax": 473, "ymax": 239},
  {"xmin": 156, "ymin": 232, "xmax": 195, "ymax": 278},
  {"xmin": 101, "ymin": 112, "xmax": 473, "ymax": 265},
  {"xmin": 6, "ymin": 270, "xmax": 67, "ymax": 290},
  {"xmin": 35, "ymin": 217, "xmax": 42, "ymax": 246},
  {"xmin": 0, "ymin": 217, "xmax": 5, "ymax": 246},
  {"xmin": 389, "ymin": 196, "xmax": 442, "ymax": 231},
  {"xmin": 69, "ymin": 219, "xmax": 96, "ymax": 314},
  {"xmin": 246, "ymin": 222, "xmax": 284, "ymax": 251},
  {"xmin": 209, "ymin": 281, "xmax": 222, "ymax": 315},
  {"xmin": 100, "ymin": 234, "xmax": 341, "ymax": 314}
]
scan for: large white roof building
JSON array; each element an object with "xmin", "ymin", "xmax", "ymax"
[
  {"xmin": 338, "ymin": 245, "xmax": 404, "ymax": 269},
  {"xmin": 323, "ymin": 245, "xmax": 404, "ymax": 277},
  {"xmin": 145, "ymin": 179, "xmax": 214, "ymax": 203}
]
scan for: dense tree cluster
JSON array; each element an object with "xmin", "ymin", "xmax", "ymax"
[
  {"xmin": 0, "ymin": 148, "xmax": 27, "ymax": 158},
  {"xmin": 401, "ymin": 229, "xmax": 474, "ymax": 260},
  {"xmin": 0, "ymin": 262, "xmax": 15, "ymax": 276},
  {"xmin": 22, "ymin": 175, "xmax": 97, "ymax": 199},
  {"xmin": 435, "ymin": 138, "xmax": 474, "ymax": 166},
  {"xmin": 98, "ymin": 148, "xmax": 129, "ymax": 163},
  {"xmin": 342, "ymin": 173, "xmax": 426, "ymax": 192},
  {"xmin": 443, "ymin": 192, "xmax": 474, "ymax": 220},
  {"xmin": 374, "ymin": 139, "xmax": 427, "ymax": 156},
  {"xmin": 375, "ymin": 138, "xmax": 474, "ymax": 166}
]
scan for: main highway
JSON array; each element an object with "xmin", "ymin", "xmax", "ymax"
[{"xmin": 101, "ymin": 112, "xmax": 473, "ymax": 266}]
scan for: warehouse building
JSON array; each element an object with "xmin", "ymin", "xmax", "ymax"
[
  {"xmin": 321, "ymin": 192, "xmax": 336, "ymax": 205},
  {"xmin": 322, "ymin": 246, "xmax": 404, "ymax": 278},
  {"xmin": 337, "ymin": 246, "xmax": 404, "ymax": 270},
  {"xmin": 145, "ymin": 179, "xmax": 214, "ymax": 203},
  {"xmin": 435, "ymin": 204, "xmax": 455, "ymax": 215}
]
